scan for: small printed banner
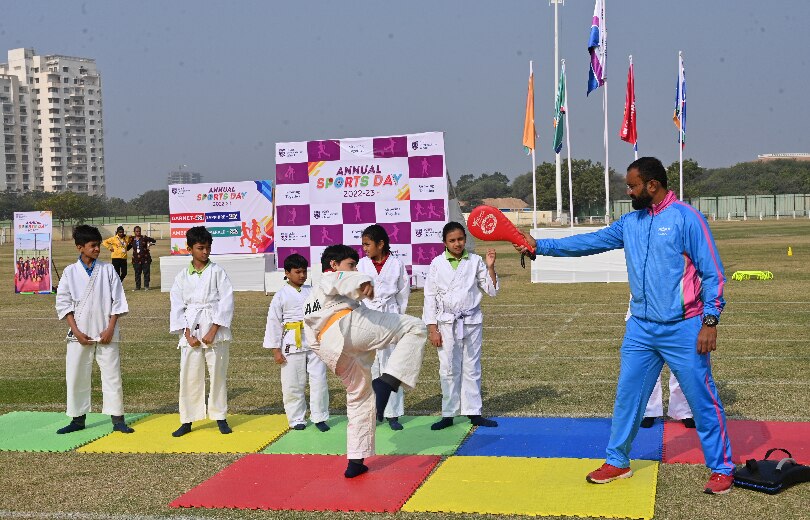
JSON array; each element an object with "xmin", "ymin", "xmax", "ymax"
[
  {"xmin": 13, "ymin": 211, "xmax": 53, "ymax": 294},
  {"xmin": 275, "ymin": 132, "xmax": 449, "ymax": 285},
  {"xmin": 169, "ymin": 180, "xmax": 274, "ymax": 255}
]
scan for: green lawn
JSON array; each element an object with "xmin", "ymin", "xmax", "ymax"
[{"xmin": 0, "ymin": 219, "xmax": 808, "ymax": 519}]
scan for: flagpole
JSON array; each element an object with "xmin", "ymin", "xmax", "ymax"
[
  {"xmin": 678, "ymin": 51, "xmax": 683, "ymax": 200},
  {"xmin": 530, "ymin": 60, "xmax": 538, "ymax": 228},
  {"xmin": 602, "ymin": 0, "xmax": 610, "ymax": 224},
  {"xmin": 553, "ymin": 0, "xmax": 563, "ymax": 223},
  {"xmin": 563, "ymin": 60, "xmax": 574, "ymax": 228}
]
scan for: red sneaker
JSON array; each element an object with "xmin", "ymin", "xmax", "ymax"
[
  {"xmin": 704, "ymin": 473, "xmax": 734, "ymax": 495},
  {"xmin": 586, "ymin": 463, "xmax": 633, "ymax": 484}
]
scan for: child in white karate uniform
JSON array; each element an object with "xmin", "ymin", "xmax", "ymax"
[
  {"xmin": 303, "ymin": 245, "xmax": 427, "ymax": 478},
  {"xmin": 357, "ymin": 224, "xmax": 410, "ymax": 431},
  {"xmin": 263, "ymin": 253, "xmax": 330, "ymax": 431},
  {"xmin": 423, "ymin": 222, "xmax": 499, "ymax": 430},
  {"xmin": 55, "ymin": 225, "xmax": 133, "ymax": 434},
  {"xmin": 169, "ymin": 226, "xmax": 235, "ymax": 437}
]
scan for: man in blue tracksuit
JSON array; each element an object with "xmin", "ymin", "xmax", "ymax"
[{"xmin": 516, "ymin": 157, "xmax": 734, "ymax": 494}]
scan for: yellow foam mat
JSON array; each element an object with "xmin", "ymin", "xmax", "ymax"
[
  {"xmin": 403, "ymin": 457, "xmax": 658, "ymax": 519},
  {"xmin": 77, "ymin": 414, "xmax": 288, "ymax": 454}
]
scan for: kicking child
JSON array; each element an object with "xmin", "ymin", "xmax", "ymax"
[
  {"xmin": 263, "ymin": 253, "xmax": 330, "ymax": 432},
  {"xmin": 55, "ymin": 225, "xmax": 133, "ymax": 434},
  {"xmin": 423, "ymin": 221, "xmax": 499, "ymax": 430},
  {"xmin": 169, "ymin": 226, "xmax": 235, "ymax": 437},
  {"xmin": 303, "ymin": 245, "xmax": 427, "ymax": 478},
  {"xmin": 357, "ymin": 224, "xmax": 411, "ymax": 430}
]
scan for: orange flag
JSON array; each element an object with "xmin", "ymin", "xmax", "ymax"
[{"xmin": 523, "ymin": 66, "xmax": 536, "ymax": 155}]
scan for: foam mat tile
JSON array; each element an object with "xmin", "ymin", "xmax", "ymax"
[
  {"xmin": 403, "ymin": 456, "xmax": 658, "ymax": 519},
  {"xmin": 170, "ymin": 453, "xmax": 440, "ymax": 512},
  {"xmin": 77, "ymin": 413, "xmax": 287, "ymax": 454}
]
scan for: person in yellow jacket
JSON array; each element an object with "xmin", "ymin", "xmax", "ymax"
[{"xmin": 102, "ymin": 226, "xmax": 132, "ymax": 282}]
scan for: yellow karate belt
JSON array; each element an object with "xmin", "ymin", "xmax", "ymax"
[{"xmin": 284, "ymin": 321, "xmax": 304, "ymax": 349}]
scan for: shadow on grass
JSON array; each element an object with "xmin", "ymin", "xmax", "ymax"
[
  {"xmin": 483, "ymin": 384, "xmax": 561, "ymax": 414},
  {"xmin": 405, "ymin": 384, "xmax": 561, "ymax": 416}
]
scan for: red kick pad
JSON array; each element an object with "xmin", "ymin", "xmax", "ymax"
[
  {"xmin": 170, "ymin": 453, "xmax": 441, "ymax": 512},
  {"xmin": 663, "ymin": 419, "xmax": 810, "ymax": 465}
]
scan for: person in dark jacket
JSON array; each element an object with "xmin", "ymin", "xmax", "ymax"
[{"xmin": 127, "ymin": 226, "xmax": 157, "ymax": 290}]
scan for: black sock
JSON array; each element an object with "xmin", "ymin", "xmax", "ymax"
[
  {"xmin": 293, "ymin": 423, "xmax": 306, "ymax": 430},
  {"xmin": 217, "ymin": 419, "xmax": 232, "ymax": 434},
  {"xmin": 379, "ymin": 373, "xmax": 401, "ymax": 391},
  {"xmin": 344, "ymin": 459, "xmax": 368, "ymax": 478},
  {"xmin": 172, "ymin": 423, "xmax": 192, "ymax": 437},
  {"xmin": 468, "ymin": 415, "xmax": 498, "ymax": 427},
  {"xmin": 640, "ymin": 417, "xmax": 656, "ymax": 428},
  {"xmin": 111, "ymin": 416, "xmax": 134, "ymax": 434},
  {"xmin": 56, "ymin": 414, "xmax": 86, "ymax": 435},
  {"xmin": 315, "ymin": 421, "xmax": 330, "ymax": 432},
  {"xmin": 388, "ymin": 417, "xmax": 403, "ymax": 431},
  {"xmin": 371, "ymin": 378, "xmax": 394, "ymax": 422},
  {"xmin": 431, "ymin": 417, "xmax": 454, "ymax": 430}
]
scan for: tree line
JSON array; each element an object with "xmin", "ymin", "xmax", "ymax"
[
  {"xmin": 0, "ymin": 189, "xmax": 169, "ymax": 222},
  {"xmin": 454, "ymin": 159, "xmax": 810, "ymax": 213},
  {"xmin": 3, "ymin": 159, "xmax": 809, "ymax": 221}
]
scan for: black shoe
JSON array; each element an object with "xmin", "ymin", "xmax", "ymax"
[
  {"xmin": 172, "ymin": 423, "xmax": 192, "ymax": 437},
  {"xmin": 388, "ymin": 417, "xmax": 404, "ymax": 431},
  {"xmin": 640, "ymin": 417, "xmax": 656, "ymax": 428},
  {"xmin": 111, "ymin": 416, "xmax": 134, "ymax": 434},
  {"xmin": 431, "ymin": 417, "xmax": 454, "ymax": 430},
  {"xmin": 217, "ymin": 419, "xmax": 232, "ymax": 434},
  {"xmin": 681, "ymin": 418, "xmax": 696, "ymax": 429},
  {"xmin": 371, "ymin": 378, "xmax": 394, "ymax": 422},
  {"xmin": 315, "ymin": 421, "xmax": 330, "ymax": 432},
  {"xmin": 344, "ymin": 460, "xmax": 368, "ymax": 478},
  {"xmin": 292, "ymin": 423, "xmax": 306, "ymax": 431},
  {"xmin": 468, "ymin": 415, "xmax": 498, "ymax": 427},
  {"xmin": 56, "ymin": 415, "xmax": 86, "ymax": 435}
]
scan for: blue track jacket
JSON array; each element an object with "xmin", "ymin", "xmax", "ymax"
[{"xmin": 536, "ymin": 191, "xmax": 725, "ymax": 323}]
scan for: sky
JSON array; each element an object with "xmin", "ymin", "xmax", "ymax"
[{"xmin": 1, "ymin": 1, "xmax": 808, "ymax": 198}]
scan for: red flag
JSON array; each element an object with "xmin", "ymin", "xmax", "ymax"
[{"xmin": 620, "ymin": 60, "xmax": 637, "ymax": 151}]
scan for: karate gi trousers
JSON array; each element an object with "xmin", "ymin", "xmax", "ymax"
[
  {"xmin": 436, "ymin": 321, "xmax": 484, "ymax": 417},
  {"xmin": 315, "ymin": 307, "xmax": 426, "ymax": 459},
  {"xmin": 607, "ymin": 316, "xmax": 734, "ymax": 475},
  {"xmin": 280, "ymin": 350, "xmax": 330, "ymax": 427},
  {"xmin": 65, "ymin": 341, "xmax": 124, "ymax": 417},
  {"xmin": 645, "ymin": 371, "xmax": 692, "ymax": 419},
  {"xmin": 371, "ymin": 344, "xmax": 405, "ymax": 418},
  {"xmin": 179, "ymin": 342, "xmax": 229, "ymax": 423}
]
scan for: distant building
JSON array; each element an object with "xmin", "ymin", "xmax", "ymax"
[
  {"xmin": 0, "ymin": 48, "xmax": 105, "ymax": 195},
  {"xmin": 482, "ymin": 197, "xmax": 529, "ymax": 210},
  {"xmin": 168, "ymin": 169, "xmax": 202, "ymax": 185},
  {"xmin": 757, "ymin": 153, "xmax": 810, "ymax": 162}
]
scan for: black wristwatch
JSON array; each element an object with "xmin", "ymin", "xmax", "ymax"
[{"xmin": 702, "ymin": 314, "xmax": 719, "ymax": 327}]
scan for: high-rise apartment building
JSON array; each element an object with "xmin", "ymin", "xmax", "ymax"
[
  {"xmin": 167, "ymin": 169, "xmax": 202, "ymax": 185},
  {"xmin": 0, "ymin": 48, "xmax": 105, "ymax": 195}
]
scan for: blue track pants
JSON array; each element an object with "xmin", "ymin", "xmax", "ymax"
[{"xmin": 606, "ymin": 315, "xmax": 734, "ymax": 475}]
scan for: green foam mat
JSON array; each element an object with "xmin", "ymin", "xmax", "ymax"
[
  {"xmin": 262, "ymin": 415, "xmax": 472, "ymax": 456},
  {"xmin": 0, "ymin": 411, "xmax": 149, "ymax": 452}
]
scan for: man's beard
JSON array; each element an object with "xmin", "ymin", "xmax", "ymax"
[{"xmin": 631, "ymin": 189, "xmax": 653, "ymax": 210}]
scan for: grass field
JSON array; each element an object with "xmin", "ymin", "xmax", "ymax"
[{"xmin": 0, "ymin": 220, "xmax": 808, "ymax": 519}]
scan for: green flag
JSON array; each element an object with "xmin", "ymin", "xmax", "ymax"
[{"xmin": 553, "ymin": 65, "xmax": 566, "ymax": 154}]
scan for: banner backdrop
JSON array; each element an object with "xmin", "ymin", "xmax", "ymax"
[
  {"xmin": 169, "ymin": 180, "xmax": 274, "ymax": 255},
  {"xmin": 14, "ymin": 211, "xmax": 53, "ymax": 294},
  {"xmin": 275, "ymin": 131, "xmax": 448, "ymax": 285}
]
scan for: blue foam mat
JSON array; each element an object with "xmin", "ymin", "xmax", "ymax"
[{"xmin": 456, "ymin": 417, "xmax": 663, "ymax": 460}]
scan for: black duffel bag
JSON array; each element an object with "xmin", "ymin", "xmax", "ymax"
[{"xmin": 732, "ymin": 448, "xmax": 810, "ymax": 494}]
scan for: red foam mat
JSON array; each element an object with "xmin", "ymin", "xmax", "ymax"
[
  {"xmin": 663, "ymin": 419, "xmax": 810, "ymax": 465},
  {"xmin": 170, "ymin": 453, "xmax": 441, "ymax": 512}
]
